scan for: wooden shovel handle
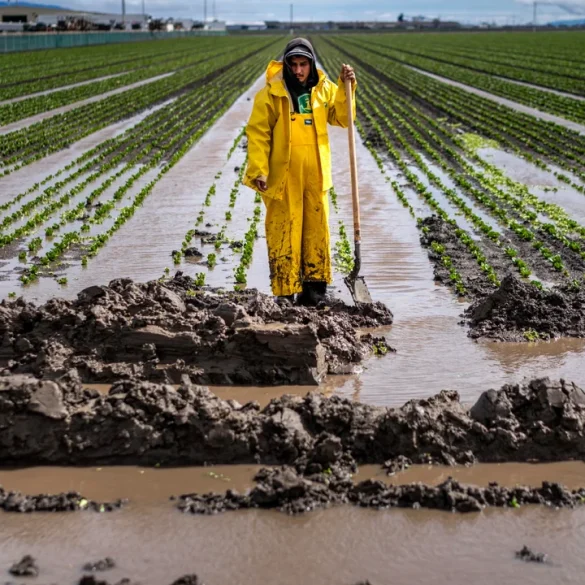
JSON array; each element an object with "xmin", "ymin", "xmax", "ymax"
[{"xmin": 345, "ymin": 78, "xmax": 360, "ymax": 244}]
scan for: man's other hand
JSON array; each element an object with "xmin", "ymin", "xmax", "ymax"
[{"xmin": 255, "ymin": 177, "xmax": 268, "ymax": 192}]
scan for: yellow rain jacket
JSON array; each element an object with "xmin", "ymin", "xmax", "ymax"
[{"xmin": 243, "ymin": 60, "xmax": 356, "ymax": 199}]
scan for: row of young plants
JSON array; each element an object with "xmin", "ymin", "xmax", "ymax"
[
  {"xmin": 0, "ymin": 82, "xmax": 218, "ymax": 245},
  {"xmin": 317, "ymin": 42, "xmax": 562, "ymax": 293},
  {"xmin": 317, "ymin": 52, "xmax": 470, "ymax": 293},
  {"xmin": 357, "ymin": 69, "xmax": 584, "ymax": 278},
  {"xmin": 9, "ymin": 46, "xmax": 282, "ymax": 286},
  {"xmin": 369, "ymin": 68, "xmax": 585, "ymax": 253},
  {"xmin": 367, "ymin": 32, "xmax": 585, "ymax": 95},
  {"xmin": 0, "ymin": 43, "xmax": 237, "ymax": 127},
  {"xmin": 346, "ymin": 36, "xmax": 585, "ymax": 125},
  {"xmin": 0, "ymin": 38, "xmax": 221, "ymax": 100},
  {"xmin": 357, "ymin": 35, "xmax": 585, "ymax": 98},
  {"xmin": 324, "ymin": 37, "xmax": 585, "ymax": 188},
  {"xmin": 174, "ymin": 130, "xmax": 248, "ymax": 270},
  {"xmin": 0, "ymin": 36, "xmax": 282, "ymax": 173}
]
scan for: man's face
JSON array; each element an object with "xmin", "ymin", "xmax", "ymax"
[{"xmin": 289, "ymin": 56, "xmax": 311, "ymax": 84}]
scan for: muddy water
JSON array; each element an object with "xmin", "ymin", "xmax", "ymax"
[
  {"xmin": 0, "ymin": 73, "xmax": 175, "ymax": 135},
  {"xmin": 1, "ymin": 72, "xmax": 585, "ymax": 405},
  {"xmin": 20, "ymin": 76, "xmax": 268, "ymax": 299},
  {"xmin": 2, "ymin": 464, "xmax": 585, "ymax": 584},
  {"xmin": 480, "ymin": 147, "xmax": 585, "ymax": 224},
  {"xmin": 0, "ymin": 97, "xmax": 177, "ymax": 209},
  {"xmin": 406, "ymin": 65, "xmax": 585, "ymax": 135},
  {"xmin": 325, "ymin": 124, "xmax": 585, "ymax": 406}
]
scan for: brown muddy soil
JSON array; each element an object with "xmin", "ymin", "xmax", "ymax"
[
  {"xmin": 419, "ymin": 215, "xmax": 585, "ymax": 341},
  {"xmin": 466, "ymin": 275, "xmax": 585, "ymax": 342},
  {"xmin": 176, "ymin": 466, "xmax": 585, "ymax": 515},
  {"xmin": 0, "ymin": 274, "xmax": 393, "ymax": 386},
  {"xmin": 0, "ymin": 485, "xmax": 125, "ymax": 512},
  {"xmin": 1, "ymin": 373, "xmax": 584, "ymax": 468}
]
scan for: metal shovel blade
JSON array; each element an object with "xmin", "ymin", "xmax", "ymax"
[{"xmin": 344, "ymin": 274, "xmax": 373, "ymax": 305}]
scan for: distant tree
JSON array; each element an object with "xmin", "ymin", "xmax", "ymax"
[{"xmin": 398, "ymin": 12, "xmax": 404, "ymax": 22}]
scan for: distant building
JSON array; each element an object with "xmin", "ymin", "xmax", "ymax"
[
  {"xmin": 226, "ymin": 21, "xmax": 266, "ymax": 31},
  {"xmin": 262, "ymin": 19, "xmax": 460, "ymax": 31},
  {"xmin": 205, "ymin": 19, "xmax": 226, "ymax": 31}
]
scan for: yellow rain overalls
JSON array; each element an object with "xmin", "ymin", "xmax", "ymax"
[{"xmin": 243, "ymin": 60, "xmax": 356, "ymax": 297}]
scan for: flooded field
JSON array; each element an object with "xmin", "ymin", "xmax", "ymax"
[
  {"xmin": 2, "ymin": 464, "xmax": 585, "ymax": 584},
  {"xmin": 2, "ymin": 32, "xmax": 585, "ymax": 585}
]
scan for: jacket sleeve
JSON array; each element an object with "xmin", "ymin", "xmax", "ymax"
[
  {"xmin": 244, "ymin": 87, "xmax": 277, "ymax": 190},
  {"xmin": 327, "ymin": 78, "xmax": 357, "ymax": 128}
]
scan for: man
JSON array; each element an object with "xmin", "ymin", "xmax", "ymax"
[{"xmin": 243, "ymin": 37, "xmax": 356, "ymax": 306}]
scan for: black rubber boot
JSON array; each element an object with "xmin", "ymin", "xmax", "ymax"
[
  {"xmin": 276, "ymin": 294, "xmax": 295, "ymax": 306},
  {"xmin": 296, "ymin": 281, "xmax": 327, "ymax": 307}
]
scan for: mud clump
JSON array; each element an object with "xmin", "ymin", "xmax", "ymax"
[
  {"xmin": 10, "ymin": 555, "xmax": 39, "ymax": 577},
  {"xmin": 79, "ymin": 577, "xmax": 137, "ymax": 585},
  {"xmin": 466, "ymin": 275, "xmax": 585, "ymax": 341},
  {"xmin": 515, "ymin": 545, "xmax": 548, "ymax": 563},
  {"xmin": 78, "ymin": 576, "xmax": 203, "ymax": 585},
  {"xmin": 0, "ymin": 484, "xmax": 126, "ymax": 512},
  {"xmin": 0, "ymin": 274, "xmax": 393, "ymax": 386},
  {"xmin": 177, "ymin": 469, "xmax": 585, "ymax": 515},
  {"xmin": 1, "ymin": 375, "xmax": 585, "ymax": 467},
  {"xmin": 420, "ymin": 215, "xmax": 585, "ymax": 341},
  {"xmin": 83, "ymin": 558, "xmax": 116, "ymax": 572},
  {"xmin": 178, "ymin": 466, "xmax": 353, "ymax": 515}
]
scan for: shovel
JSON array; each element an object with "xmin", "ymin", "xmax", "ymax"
[{"xmin": 343, "ymin": 77, "xmax": 373, "ymax": 305}]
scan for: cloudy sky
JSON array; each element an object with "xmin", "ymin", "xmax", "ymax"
[{"xmin": 41, "ymin": 0, "xmax": 585, "ymax": 24}]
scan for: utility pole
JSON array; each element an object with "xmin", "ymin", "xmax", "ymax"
[
  {"xmin": 122, "ymin": 0, "xmax": 125, "ymax": 24},
  {"xmin": 204, "ymin": 0, "xmax": 207, "ymax": 25},
  {"xmin": 290, "ymin": 3, "xmax": 293, "ymax": 34},
  {"xmin": 141, "ymin": 0, "xmax": 145, "ymax": 20},
  {"xmin": 212, "ymin": 0, "xmax": 216, "ymax": 20},
  {"xmin": 533, "ymin": 0, "xmax": 537, "ymax": 32}
]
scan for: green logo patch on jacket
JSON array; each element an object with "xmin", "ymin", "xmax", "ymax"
[{"xmin": 298, "ymin": 94, "xmax": 312, "ymax": 114}]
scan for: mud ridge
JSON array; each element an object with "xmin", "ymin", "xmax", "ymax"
[
  {"xmin": 0, "ymin": 485, "xmax": 126, "ymax": 512},
  {"xmin": 0, "ymin": 274, "xmax": 393, "ymax": 386},
  {"xmin": 420, "ymin": 215, "xmax": 585, "ymax": 341},
  {"xmin": 176, "ymin": 466, "xmax": 585, "ymax": 515},
  {"xmin": 1, "ymin": 375, "xmax": 585, "ymax": 466},
  {"xmin": 465, "ymin": 275, "xmax": 585, "ymax": 341}
]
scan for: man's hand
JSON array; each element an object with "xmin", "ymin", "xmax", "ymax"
[
  {"xmin": 340, "ymin": 63, "xmax": 356, "ymax": 86},
  {"xmin": 255, "ymin": 177, "xmax": 268, "ymax": 193}
]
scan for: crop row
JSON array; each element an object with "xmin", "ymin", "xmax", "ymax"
[
  {"xmin": 0, "ymin": 36, "xmax": 281, "ymax": 174},
  {"xmin": 375, "ymin": 32, "xmax": 585, "ymax": 93},
  {"xmin": 358, "ymin": 34, "xmax": 585, "ymax": 97},
  {"xmin": 3, "ymin": 43, "xmax": 282, "ymax": 287},
  {"xmin": 0, "ymin": 42, "xmax": 238, "ymax": 126},
  {"xmin": 344, "ymin": 35, "xmax": 585, "ymax": 124},
  {"xmin": 317, "ymin": 37, "xmax": 585, "ymax": 295},
  {"xmin": 322, "ymin": 37, "xmax": 585, "ymax": 187},
  {"xmin": 0, "ymin": 38, "xmax": 219, "ymax": 100}
]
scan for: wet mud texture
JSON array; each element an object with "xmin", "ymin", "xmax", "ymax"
[
  {"xmin": 78, "ymin": 577, "xmax": 202, "ymax": 585},
  {"xmin": 0, "ymin": 274, "xmax": 393, "ymax": 386},
  {"xmin": 176, "ymin": 466, "xmax": 585, "ymax": 515},
  {"xmin": 0, "ymin": 484, "xmax": 126, "ymax": 512},
  {"xmin": 466, "ymin": 275, "xmax": 585, "ymax": 341},
  {"xmin": 6, "ymin": 556, "xmax": 203, "ymax": 585},
  {"xmin": 516, "ymin": 546, "xmax": 548, "ymax": 564},
  {"xmin": 1, "ymin": 375, "xmax": 585, "ymax": 467},
  {"xmin": 420, "ymin": 215, "xmax": 585, "ymax": 341}
]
